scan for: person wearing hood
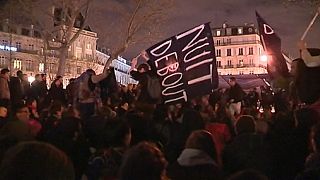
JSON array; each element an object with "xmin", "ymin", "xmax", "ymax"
[{"xmin": 167, "ymin": 130, "xmax": 222, "ymax": 180}]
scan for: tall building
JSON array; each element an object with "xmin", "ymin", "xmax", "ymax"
[
  {"xmin": 0, "ymin": 19, "xmax": 135, "ymax": 86},
  {"xmin": 212, "ymin": 23, "xmax": 268, "ymax": 75}
]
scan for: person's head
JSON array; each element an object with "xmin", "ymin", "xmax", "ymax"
[
  {"xmin": 0, "ymin": 106, "xmax": 8, "ymax": 118},
  {"xmin": 16, "ymin": 70, "xmax": 23, "ymax": 79},
  {"xmin": 69, "ymin": 78, "xmax": 75, "ymax": 84},
  {"xmin": 185, "ymin": 130, "xmax": 217, "ymax": 161},
  {"xmin": 120, "ymin": 142, "xmax": 167, "ymax": 180},
  {"xmin": 35, "ymin": 74, "xmax": 41, "ymax": 81},
  {"xmin": 235, "ymin": 115, "xmax": 256, "ymax": 135},
  {"xmin": 0, "ymin": 68, "xmax": 10, "ymax": 80},
  {"xmin": 229, "ymin": 77, "xmax": 237, "ymax": 86},
  {"xmin": 54, "ymin": 76, "xmax": 63, "ymax": 86},
  {"xmin": 26, "ymin": 98, "xmax": 37, "ymax": 109},
  {"xmin": 22, "ymin": 74, "xmax": 28, "ymax": 82},
  {"xmin": 227, "ymin": 169, "xmax": 268, "ymax": 180},
  {"xmin": 137, "ymin": 63, "xmax": 149, "ymax": 73},
  {"xmin": 49, "ymin": 101, "xmax": 64, "ymax": 119},
  {"xmin": 41, "ymin": 73, "xmax": 46, "ymax": 81},
  {"xmin": 13, "ymin": 101, "xmax": 30, "ymax": 123},
  {"xmin": 0, "ymin": 141, "xmax": 74, "ymax": 180}
]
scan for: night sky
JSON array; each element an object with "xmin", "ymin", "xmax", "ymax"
[{"xmin": 91, "ymin": 0, "xmax": 319, "ymax": 60}]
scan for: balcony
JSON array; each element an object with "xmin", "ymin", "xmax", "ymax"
[{"xmin": 215, "ymin": 40, "xmax": 261, "ymax": 47}]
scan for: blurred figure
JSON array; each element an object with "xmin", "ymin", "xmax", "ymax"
[
  {"xmin": 227, "ymin": 77, "xmax": 245, "ymax": 120},
  {"xmin": 47, "ymin": 76, "xmax": 66, "ymax": 105},
  {"xmin": 0, "ymin": 106, "xmax": 8, "ymax": 129},
  {"xmin": 0, "ymin": 68, "xmax": 10, "ymax": 108},
  {"xmin": 168, "ymin": 130, "xmax": 222, "ymax": 180},
  {"xmin": 227, "ymin": 169, "xmax": 269, "ymax": 180},
  {"xmin": 0, "ymin": 141, "xmax": 74, "ymax": 180},
  {"xmin": 119, "ymin": 142, "xmax": 167, "ymax": 180}
]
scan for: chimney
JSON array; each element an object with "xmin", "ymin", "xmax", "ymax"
[{"xmin": 222, "ymin": 23, "xmax": 227, "ymax": 29}]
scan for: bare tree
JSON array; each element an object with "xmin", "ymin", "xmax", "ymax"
[
  {"xmin": 3, "ymin": 0, "xmax": 93, "ymax": 76},
  {"xmin": 90, "ymin": 0, "xmax": 173, "ymax": 71}
]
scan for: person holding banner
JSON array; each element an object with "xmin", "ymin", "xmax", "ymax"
[{"xmin": 130, "ymin": 51, "xmax": 161, "ymax": 118}]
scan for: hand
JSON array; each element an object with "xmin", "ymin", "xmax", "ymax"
[
  {"xmin": 140, "ymin": 50, "xmax": 149, "ymax": 61},
  {"xmin": 297, "ymin": 40, "xmax": 307, "ymax": 50},
  {"xmin": 131, "ymin": 57, "xmax": 138, "ymax": 66}
]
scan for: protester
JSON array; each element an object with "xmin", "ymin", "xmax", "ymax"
[
  {"xmin": 227, "ymin": 77, "xmax": 245, "ymax": 121},
  {"xmin": 119, "ymin": 141, "xmax": 167, "ymax": 180},
  {"xmin": 0, "ymin": 68, "xmax": 10, "ymax": 108},
  {"xmin": 168, "ymin": 130, "xmax": 222, "ymax": 180},
  {"xmin": 0, "ymin": 141, "xmax": 74, "ymax": 180}
]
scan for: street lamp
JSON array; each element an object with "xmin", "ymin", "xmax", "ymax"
[{"xmin": 260, "ymin": 55, "xmax": 268, "ymax": 62}]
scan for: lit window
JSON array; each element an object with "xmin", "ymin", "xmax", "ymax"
[
  {"xmin": 239, "ymin": 59, "xmax": 243, "ymax": 66},
  {"xmin": 39, "ymin": 63, "xmax": 44, "ymax": 72},
  {"xmin": 238, "ymin": 28, "xmax": 243, "ymax": 34},
  {"xmin": 216, "ymin": 61, "xmax": 221, "ymax": 67},
  {"xmin": 13, "ymin": 58, "xmax": 22, "ymax": 70},
  {"xmin": 216, "ymin": 30, "xmax": 221, "ymax": 36},
  {"xmin": 216, "ymin": 40, "xmax": 221, "ymax": 46},
  {"xmin": 86, "ymin": 43, "xmax": 91, "ymax": 49}
]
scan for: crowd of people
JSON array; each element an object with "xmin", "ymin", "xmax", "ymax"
[{"xmin": 0, "ymin": 51, "xmax": 319, "ymax": 180}]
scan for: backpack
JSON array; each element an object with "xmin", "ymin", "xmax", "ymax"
[{"xmin": 146, "ymin": 74, "xmax": 162, "ymax": 100}]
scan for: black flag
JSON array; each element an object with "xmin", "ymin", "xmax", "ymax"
[
  {"xmin": 146, "ymin": 23, "xmax": 218, "ymax": 105},
  {"xmin": 256, "ymin": 11, "xmax": 289, "ymax": 79}
]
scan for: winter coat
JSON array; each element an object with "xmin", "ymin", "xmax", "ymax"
[{"xmin": 0, "ymin": 75, "xmax": 10, "ymax": 100}]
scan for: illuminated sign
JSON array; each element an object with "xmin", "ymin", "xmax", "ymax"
[{"xmin": 0, "ymin": 45, "xmax": 17, "ymax": 52}]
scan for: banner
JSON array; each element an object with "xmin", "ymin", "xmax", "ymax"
[
  {"xmin": 256, "ymin": 11, "xmax": 289, "ymax": 79},
  {"xmin": 146, "ymin": 23, "xmax": 218, "ymax": 105}
]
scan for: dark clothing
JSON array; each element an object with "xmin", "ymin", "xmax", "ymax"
[
  {"xmin": 223, "ymin": 133, "xmax": 270, "ymax": 176},
  {"xmin": 130, "ymin": 70, "xmax": 158, "ymax": 104},
  {"xmin": 0, "ymin": 117, "xmax": 8, "ymax": 130},
  {"xmin": 47, "ymin": 84, "xmax": 66, "ymax": 105},
  {"xmin": 0, "ymin": 119, "xmax": 34, "ymax": 141},
  {"xmin": 9, "ymin": 77, "xmax": 23, "ymax": 104},
  {"xmin": 86, "ymin": 148, "xmax": 125, "ymax": 180},
  {"xmin": 296, "ymin": 153, "xmax": 320, "ymax": 180},
  {"xmin": 227, "ymin": 83, "xmax": 244, "ymax": 103}
]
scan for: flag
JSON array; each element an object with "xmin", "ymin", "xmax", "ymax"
[
  {"xmin": 146, "ymin": 23, "xmax": 218, "ymax": 105},
  {"xmin": 256, "ymin": 11, "xmax": 289, "ymax": 79},
  {"xmin": 99, "ymin": 67, "xmax": 118, "ymax": 101}
]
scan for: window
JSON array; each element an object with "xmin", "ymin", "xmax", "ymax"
[
  {"xmin": 39, "ymin": 63, "xmax": 44, "ymax": 72},
  {"xmin": 13, "ymin": 58, "xmax": 22, "ymax": 70},
  {"xmin": 86, "ymin": 43, "xmax": 91, "ymax": 49},
  {"xmin": 86, "ymin": 54, "xmax": 92, "ymax": 59},
  {"xmin": 216, "ymin": 61, "xmax": 221, "ymax": 67},
  {"xmin": 26, "ymin": 60, "xmax": 33, "ymax": 71},
  {"xmin": 16, "ymin": 42, "xmax": 21, "ymax": 50},
  {"xmin": 227, "ymin": 49, "xmax": 231, "ymax": 56},
  {"xmin": 216, "ymin": 40, "xmax": 221, "ymax": 46},
  {"xmin": 249, "ymin": 47, "xmax": 253, "ymax": 55},
  {"xmin": 239, "ymin": 48, "xmax": 243, "ymax": 55},
  {"xmin": 227, "ymin": 60, "xmax": 232, "ymax": 66},
  {"xmin": 226, "ymin": 38, "xmax": 231, "ymax": 45},
  {"xmin": 29, "ymin": 44, "xmax": 34, "ymax": 50},
  {"xmin": 0, "ymin": 56, "xmax": 6, "ymax": 67},
  {"xmin": 249, "ymin": 59, "xmax": 254, "ymax": 65},
  {"xmin": 239, "ymin": 71, "xmax": 244, "ymax": 75},
  {"xmin": 239, "ymin": 59, "xmax": 243, "ymax": 66},
  {"xmin": 76, "ymin": 51, "xmax": 82, "ymax": 59},
  {"xmin": 238, "ymin": 28, "xmax": 243, "ymax": 34},
  {"xmin": 226, "ymin": 28, "xmax": 232, "ymax": 35},
  {"xmin": 249, "ymin": 71, "xmax": 254, "ymax": 75},
  {"xmin": 216, "ymin": 49, "xmax": 221, "ymax": 57},
  {"xmin": 2, "ymin": 40, "xmax": 8, "ymax": 46},
  {"xmin": 216, "ymin": 30, "xmax": 221, "ymax": 36},
  {"xmin": 65, "ymin": 65, "xmax": 71, "ymax": 73},
  {"xmin": 77, "ymin": 66, "xmax": 81, "ymax": 74}
]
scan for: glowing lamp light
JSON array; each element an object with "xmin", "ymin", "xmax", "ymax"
[
  {"xmin": 28, "ymin": 76, "xmax": 35, "ymax": 83},
  {"xmin": 260, "ymin": 55, "xmax": 268, "ymax": 62}
]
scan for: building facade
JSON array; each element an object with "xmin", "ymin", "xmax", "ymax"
[
  {"xmin": 0, "ymin": 20, "xmax": 135, "ymax": 87},
  {"xmin": 212, "ymin": 23, "xmax": 268, "ymax": 75}
]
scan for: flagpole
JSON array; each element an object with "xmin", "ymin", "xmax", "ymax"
[{"xmin": 301, "ymin": 7, "xmax": 320, "ymax": 40}]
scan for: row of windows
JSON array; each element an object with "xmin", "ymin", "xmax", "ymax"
[
  {"xmin": 216, "ymin": 59, "xmax": 254, "ymax": 67},
  {"xmin": 216, "ymin": 47, "xmax": 254, "ymax": 57},
  {"xmin": 2, "ymin": 40, "xmax": 35, "ymax": 50},
  {"xmin": 220, "ymin": 70, "xmax": 255, "ymax": 75}
]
